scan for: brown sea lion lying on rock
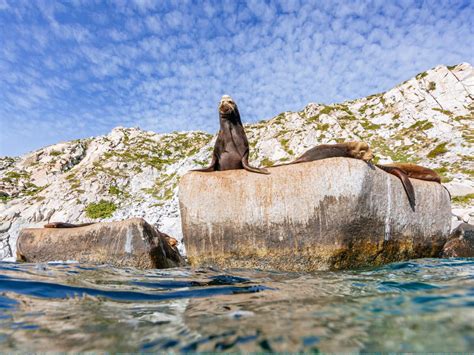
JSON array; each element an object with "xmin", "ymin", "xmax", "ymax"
[
  {"xmin": 270, "ymin": 141, "xmax": 374, "ymax": 167},
  {"xmin": 375, "ymin": 163, "xmax": 446, "ymax": 209},
  {"xmin": 293, "ymin": 141, "xmax": 374, "ymax": 163},
  {"xmin": 268, "ymin": 142, "xmax": 445, "ymax": 210},
  {"xmin": 44, "ymin": 222, "xmax": 95, "ymax": 228},
  {"xmin": 376, "ymin": 163, "xmax": 441, "ymax": 183},
  {"xmin": 193, "ymin": 95, "xmax": 269, "ymax": 174},
  {"xmin": 44, "ymin": 221, "xmax": 180, "ymax": 247}
]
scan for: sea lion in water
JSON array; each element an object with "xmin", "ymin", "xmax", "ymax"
[{"xmin": 193, "ymin": 95, "xmax": 269, "ymax": 174}]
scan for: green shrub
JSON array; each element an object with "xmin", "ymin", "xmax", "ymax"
[
  {"xmin": 0, "ymin": 195, "xmax": 11, "ymax": 203},
  {"xmin": 452, "ymin": 193, "xmax": 474, "ymax": 205},
  {"xmin": 427, "ymin": 142, "xmax": 448, "ymax": 158},
  {"xmin": 50, "ymin": 150, "xmax": 62, "ymax": 156},
  {"xmin": 108, "ymin": 185, "xmax": 122, "ymax": 196},
  {"xmin": 319, "ymin": 106, "xmax": 334, "ymax": 115},
  {"xmin": 416, "ymin": 71, "xmax": 428, "ymax": 80},
  {"xmin": 432, "ymin": 107, "xmax": 453, "ymax": 116},
  {"xmin": 409, "ymin": 120, "xmax": 434, "ymax": 130},
  {"xmin": 85, "ymin": 200, "xmax": 117, "ymax": 219},
  {"xmin": 428, "ymin": 81, "xmax": 436, "ymax": 91},
  {"xmin": 5, "ymin": 171, "xmax": 29, "ymax": 179},
  {"xmin": 261, "ymin": 157, "xmax": 274, "ymax": 167},
  {"xmin": 360, "ymin": 121, "xmax": 381, "ymax": 130},
  {"xmin": 318, "ymin": 123, "xmax": 330, "ymax": 131}
]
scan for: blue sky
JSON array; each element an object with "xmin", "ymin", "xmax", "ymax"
[{"xmin": 0, "ymin": 0, "xmax": 473, "ymax": 157}]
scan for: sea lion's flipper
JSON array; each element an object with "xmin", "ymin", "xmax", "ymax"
[
  {"xmin": 192, "ymin": 153, "xmax": 217, "ymax": 172},
  {"xmin": 378, "ymin": 165, "xmax": 416, "ymax": 210},
  {"xmin": 192, "ymin": 165, "xmax": 216, "ymax": 172},
  {"xmin": 243, "ymin": 161, "xmax": 270, "ymax": 174},
  {"xmin": 442, "ymin": 185, "xmax": 452, "ymax": 200},
  {"xmin": 242, "ymin": 153, "xmax": 270, "ymax": 174}
]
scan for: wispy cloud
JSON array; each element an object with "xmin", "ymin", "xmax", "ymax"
[{"xmin": 0, "ymin": 0, "xmax": 473, "ymax": 156}]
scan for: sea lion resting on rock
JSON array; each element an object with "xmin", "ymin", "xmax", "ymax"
[
  {"xmin": 272, "ymin": 142, "xmax": 374, "ymax": 166},
  {"xmin": 376, "ymin": 163, "xmax": 446, "ymax": 209},
  {"xmin": 44, "ymin": 222, "xmax": 179, "ymax": 246},
  {"xmin": 376, "ymin": 163, "xmax": 441, "ymax": 183},
  {"xmin": 269, "ymin": 142, "xmax": 420, "ymax": 209},
  {"xmin": 293, "ymin": 141, "xmax": 374, "ymax": 163},
  {"xmin": 193, "ymin": 95, "xmax": 269, "ymax": 174},
  {"xmin": 44, "ymin": 222, "xmax": 95, "ymax": 228}
]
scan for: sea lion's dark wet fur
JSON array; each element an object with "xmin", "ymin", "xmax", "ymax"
[
  {"xmin": 193, "ymin": 95, "xmax": 269, "ymax": 174},
  {"xmin": 44, "ymin": 222, "xmax": 95, "ymax": 228}
]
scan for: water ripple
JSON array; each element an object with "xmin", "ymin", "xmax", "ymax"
[{"xmin": 0, "ymin": 258, "xmax": 472, "ymax": 352}]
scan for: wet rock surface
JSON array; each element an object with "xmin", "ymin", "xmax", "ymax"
[
  {"xmin": 442, "ymin": 223, "xmax": 474, "ymax": 257},
  {"xmin": 179, "ymin": 158, "xmax": 452, "ymax": 271},
  {"xmin": 16, "ymin": 218, "xmax": 185, "ymax": 269}
]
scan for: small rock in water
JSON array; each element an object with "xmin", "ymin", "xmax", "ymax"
[{"xmin": 442, "ymin": 223, "xmax": 474, "ymax": 258}]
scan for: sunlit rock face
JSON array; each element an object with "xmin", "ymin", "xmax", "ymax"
[
  {"xmin": 179, "ymin": 158, "xmax": 451, "ymax": 271},
  {"xmin": 16, "ymin": 218, "xmax": 184, "ymax": 268},
  {"xmin": 0, "ymin": 63, "xmax": 473, "ymax": 259}
]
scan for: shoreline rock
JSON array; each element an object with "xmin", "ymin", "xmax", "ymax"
[
  {"xmin": 16, "ymin": 218, "xmax": 185, "ymax": 269},
  {"xmin": 179, "ymin": 158, "xmax": 451, "ymax": 271},
  {"xmin": 442, "ymin": 223, "xmax": 474, "ymax": 257}
]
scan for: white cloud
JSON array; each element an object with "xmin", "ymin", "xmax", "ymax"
[{"xmin": 0, "ymin": 0, "xmax": 473, "ymax": 156}]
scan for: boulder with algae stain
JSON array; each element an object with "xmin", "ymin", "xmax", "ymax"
[
  {"xmin": 16, "ymin": 218, "xmax": 185, "ymax": 269},
  {"xmin": 179, "ymin": 158, "xmax": 451, "ymax": 271}
]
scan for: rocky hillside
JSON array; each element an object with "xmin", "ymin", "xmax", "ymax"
[{"xmin": 1, "ymin": 63, "xmax": 473, "ymax": 259}]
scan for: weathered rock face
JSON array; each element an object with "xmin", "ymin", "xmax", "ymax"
[
  {"xmin": 16, "ymin": 218, "xmax": 185, "ymax": 269},
  {"xmin": 179, "ymin": 158, "xmax": 451, "ymax": 271},
  {"xmin": 442, "ymin": 223, "xmax": 474, "ymax": 257}
]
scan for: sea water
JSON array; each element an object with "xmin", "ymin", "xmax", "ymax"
[{"xmin": 0, "ymin": 258, "xmax": 472, "ymax": 352}]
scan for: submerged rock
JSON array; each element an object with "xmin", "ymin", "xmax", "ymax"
[
  {"xmin": 442, "ymin": 223, "xmax": 474, "ymax": 257},
  {"xmin": 16, "ymin": 218, "xmax": 185, "ymax": 269},
  {"xmin": 179, "ymin": 158, "xmax": 451, "ymax": 271}
]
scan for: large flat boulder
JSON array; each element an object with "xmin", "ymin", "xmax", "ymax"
[
  {"xmin": 16, "ymin": 218, "xmax": 185, "ymax": 269},
  {"xmin": 179, "ymin": 158, "xmax": 451, "ymax": 271}
]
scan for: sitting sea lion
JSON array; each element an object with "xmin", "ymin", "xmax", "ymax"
[{"xmin": 193, "ymin": 95, "xmax": 269, "ymax": 174}]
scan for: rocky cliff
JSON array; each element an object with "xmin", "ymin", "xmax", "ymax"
[{"xmin": 1, "ymin": 63, "xmax": 473, "ymax": 259}]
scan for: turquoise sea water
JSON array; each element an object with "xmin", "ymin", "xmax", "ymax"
[{"xmin": 0, "ymin": 258, "xmax": 472, "ymax": 352}]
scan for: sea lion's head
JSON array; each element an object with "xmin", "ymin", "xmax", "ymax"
[
  {"xmin": 348, "ymin": 141, "xmax": 374, "ymax": 162},
  {"xmin": 219, "ymin": 95, "xmax": 237, "ymax": 115}
]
